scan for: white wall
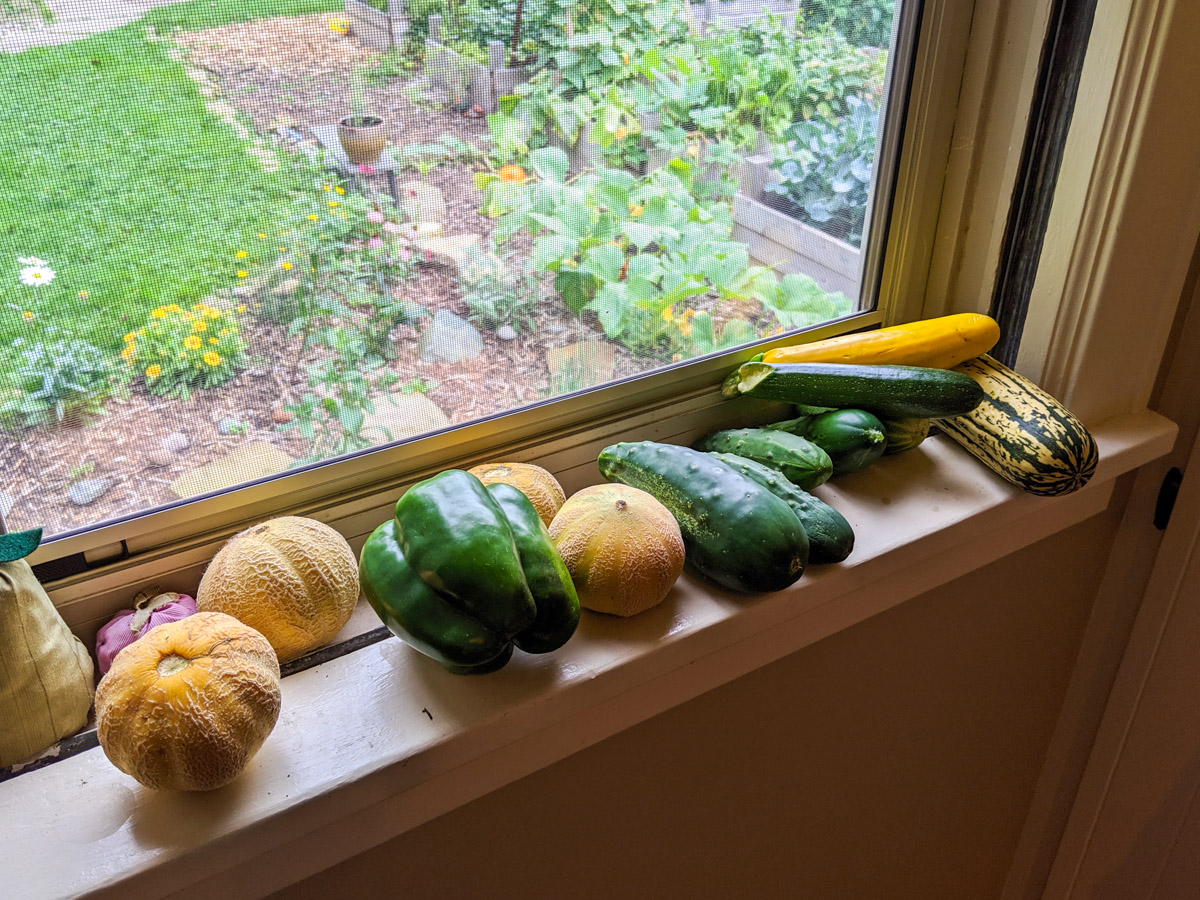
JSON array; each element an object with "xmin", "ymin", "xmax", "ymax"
[{"xmin": 270, "ymin": 504, "xmax": 1123, "ymax": 899}]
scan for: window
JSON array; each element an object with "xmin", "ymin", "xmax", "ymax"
[{"xmin": 0, "ymin": 0, "xmax": 929, "ymax": 561}]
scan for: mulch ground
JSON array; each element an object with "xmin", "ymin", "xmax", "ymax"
[{"xmin": 1, "ymin": 13, "xmax": 667, "ymax": 537}]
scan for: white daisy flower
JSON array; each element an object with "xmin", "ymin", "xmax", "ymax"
[
  {"xmin": 17, "ymin": 256, "xmax": 47, "ymax": 266},
  {"xmin": 19, "ymin": 265, "xmax": 56, "ymax": 287}
]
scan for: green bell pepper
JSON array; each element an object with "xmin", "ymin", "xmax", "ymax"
[{"xmin": 360, "ymin": 470, "xmax": 580, "ymax": 674}]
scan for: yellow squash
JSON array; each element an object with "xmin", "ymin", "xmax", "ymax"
[{"xmin": 762, "ymin": 313, "xmax": 1000, "ymax": 369}]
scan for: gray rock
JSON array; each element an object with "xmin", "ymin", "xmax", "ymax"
[
  {"xmin": 271, "ymin": 277, "xmax": 300, "ymax": 299},
  {"xmin": 418, "ymin": 309, "xmax": 484, "ymax": 363},
  {"xmin": 217, "ymin": 417, "xmax": 245, "ymax": 435},
  {"xmin": 67, "ymin": 478, "xmax": 112, "ymax": 506},
  {"xmin": 162, "ymin": 432, "xmax": 189, "ymax": 453},
  {"xmin": 0, "ymin": 492, "xmax": 14, "ymax": 520},
  {"xmin": 496, "ymin": 324, "xmax": 518, "ymax": 341}
]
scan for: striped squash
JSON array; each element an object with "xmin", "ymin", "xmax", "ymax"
[{"xmin": 939, "ymin": 355, "xmax": 1098, "ymax": 496}]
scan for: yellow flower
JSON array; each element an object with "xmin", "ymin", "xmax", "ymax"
[
  {"xmin": 236, "ymin": 304, "xmax": 246, "ymax": 312},
  {"xmin": 335, "ymin": 186, "xmax": 345, "ymax": 195},
  {"xmin": 184, "ymin": 335, "xmax": 202, "ymax": 350},
  {"xmin": 203, "ymin": 352, "xmax": 222, "ymax": 367},
  {"xmin": 661, "ymin": 306, "xmax": 674, "ymax": 322},
  {"xmin": 167, "ymin": 304, "xmax": 182, "ymax": 313},
  {"xmin": 209, "ymin": 337, "xmax": 219, "ymax": 344},
  {"xmin": 308, "ymin": 214, "xmax": 319, "ymax": 221},
  {"xmin": 193, "ymin": 319, "xmax": 208, "ymax": 332},
  {"xmin": 235, "ymin": 250, "xmax": 248, "ymax": 259},
  {"xmin": 123, "ymin": 332, "xmax": 134, "ymax": 343},
  {"xmin": 145, "ymin": 365, "xmax": 161, "ymax": 379},
  {"xmin": 78, "ymin": 290, "xmax": 88, "ymax": 300},
  {"xmin": 323, "ymin": 184, "xmax": 332, "ymax": 192},
  {"xmin": 280, "ymin": 261, "xmax": 292, "ymax": 271},
  {"xmin": 257, "ymin": 232, "xmax": 267, "ymax": 239},
  {"xmin": 615, "ymin": 125, "xmax": 628, "ymax": 140},
  {"xmin": 628, "ymin": 203, "xmax": 643, "ymax": 217},
  {"xmin": 121, "ymin": 345, "xmax": 136, "ymax": 361},
  {"xmin": 278, "ymin": 247, "xmax": 287, "ymax": 253},
  {"xmin": 237, "ymin": 270, "xmax": 248, "ymax": 278},
  {"xmin": 219, "ymin": 328, "xmax": 230, "ymax": 337},
  {"xmin": 151, "ymin": 308, "xmax": 167, "ymax": 318},
  {"xmin": 137, "ymin": 329, "xmax": 146, "ymax": 337},
  {"xmin": 328, "ymin": 200, "xmax": 339, "ymax": 208},
  {"xmin": 21, "ymin": 311, "xmax": 33, "ymax": 320}
]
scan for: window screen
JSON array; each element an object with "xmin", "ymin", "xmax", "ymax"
[{"xmin": 0, "ymin": 0, "xmax": 907, "ymax": 540}]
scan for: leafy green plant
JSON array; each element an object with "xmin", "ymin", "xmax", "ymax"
[
  {"xmin": 766, "ymin": 96, "xmax": 878, "ymax": 246},
  {"xmin": 458, "ymin": 250, "xmax": 541, "ymax": 332},
  {"xmin": 800, "ymin": 0, "xmax": 897, "ymax": 48},
  {"xmin": 124, "ymin": 301, "xmax": 248, "ymax": 399},
  {"xmin": 0, "ymin": 334, "xmax": 117, "ymax": 430}
]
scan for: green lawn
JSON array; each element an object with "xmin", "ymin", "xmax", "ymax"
[{"xmin": 0, "ymin": 0, "xmax": 341, "ymax": 352}]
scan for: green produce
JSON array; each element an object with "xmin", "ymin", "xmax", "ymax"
[
  {"xmin": 360, "ymin": 521, "xmax": 515, "ymax": 675},
  {"xmin": 693, "ymin": 428, "xmax": 833, "ymax": 489},
  {"xmin": 486, "ymin": 483, "xmax": 580, "ymax": 654},
  {"xmin": 598, "ymin": 442, "xmax": 809, "ymax": 593},
  {"xmin": 939, "ymin": 355, "xmax": 1098, "ymax": 496},
  {"xmin": 722, "ymin": 361, "xmax": 985, "ymax": 419},
  {"xmin": 765, "ymin": 409, "xmax": 887, "ymax": 475},
  {"xmin": 361, "ymin": 470, "xmax": 580, "ymax": 674},
  {"xmin": 880, "ymin": 416, "xmax": 931, "ymax": 454},
  {"xmin": 394, "ymin": 469, "xmax": 535, "ymax": 637},
  {"xmin": 709, "ymin": 453, "xmax": 855, "ymax": 564}
]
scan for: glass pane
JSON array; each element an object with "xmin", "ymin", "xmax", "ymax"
[{"xmin": 0, "ymin": 0, "xmax": 905, "ymax": 540}]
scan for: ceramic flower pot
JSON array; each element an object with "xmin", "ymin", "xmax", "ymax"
[{"xmin": 337, "ymin": 115, "xmax": 387, "ymax": 165}]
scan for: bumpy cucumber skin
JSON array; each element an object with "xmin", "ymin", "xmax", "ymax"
[
  {"xmin": 694, "ymin": 428, "xmax": 833, "ymax": 489},
  {"xmin": 394, "ymin": 469, "xmax": 536, "ymax": 637},
  {"xmin": 734, "ymin": 362, "xmax": 985, "ymax": 418},
  {"xmin": 709, "ymin": 452, "xmax": 855, "ymax": 564},
  {"xmin": 598, "ymin": 442, "xmax": 808, "ymax": 593},
  {"xmin": 486, "ymin": 483, "xmax": 580, "ymax": 654}
]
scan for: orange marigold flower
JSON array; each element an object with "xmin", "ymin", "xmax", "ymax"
[
  {"xmin": 497, "ymin": 164, "xmax": 528, "ymax": 184},
  {"xmin": 145, "ymin": 365, "xmax": 161, "ymax": 378},
  {"xmin": 203, "ymin": 352, "xmax": 222, "ymax": 367},
  {"xmin": 184, "ymin": 335, "xmax": 202, "ymax": 350}
]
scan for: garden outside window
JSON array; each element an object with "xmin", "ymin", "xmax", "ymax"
[{"xmin": 0, "ymin": 0, "xmax": 920, "ymax": 574}]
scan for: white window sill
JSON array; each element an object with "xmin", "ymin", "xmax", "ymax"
[{"xmin": 0, "ymin": 409, "xmax": 1175, "ymax": 900}]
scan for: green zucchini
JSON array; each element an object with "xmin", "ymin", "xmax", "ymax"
[
  {"xmin": 709, "ymin": 453, "xmax": 855, "ymax": 564},
  {"xmin": 938, "ymin": 355, "xmax": 1098, "ymax": 496},
  {"xmin": 765, "ymin": 409, "xmax": 887, "ymax": 475},
  {"xmin": 693, "ymin": 428, "xmax": 833, "ymax": 489},
  {"xmin": 723, "ymin": 361, "xmax": 985, "ymax": 419},
  {"xmin": 598, "ymin": 441, "xmax": 808, "ymax": 593},
  {"xmin": 880, "ymin": 416, "xmax": 931, "ymax": 455}
]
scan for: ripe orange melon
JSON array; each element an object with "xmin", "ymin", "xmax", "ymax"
[
  {"xmin": 467, "ymin": 461, "xmax": 566, "ymax": 526},
  {"xmin": 196, "ymin": 516, "xmax": 359, "ymax": 662},
  {"xmin": 549, "ymin": 484, "xmax": 684, "ymax": 617},
  {"xmin": 95, "ymin": 612, "xmax": 281, "ymax": 791}
]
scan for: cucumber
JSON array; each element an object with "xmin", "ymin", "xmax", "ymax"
[
  {"xmin": 709, "ymin": 453, "xmax": 855, "ymax": 564},
  {"xmin": 723, "ymin": 361, "xmax": 985, "ymax": 419},
  {"xmin": 765, "ymin": 409, "xmax": 887, "ymax": 475},
  {"xmin": 693, "ymin": 428, "xmax": 833, "ymax": 489},
  {"xmin": 598, "ymin": 442, "xmax": 808, "ymax": 593},
  {"xmin": 881, "ymin": 416, "xmax": 930, "ymax": 455}
]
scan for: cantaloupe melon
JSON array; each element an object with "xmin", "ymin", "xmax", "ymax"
[
  {"xmin": 196, "ymin": 516, "xmax": 359, "ymax": 662},
  {"xmin": 549, "ymin": 484, "xmax": 684, "ymax": 617},
  {"xmin": 468, "ymin": 462, "xmax": 566, "ymax": 526},
  {"xmin": 95, "ymin": 612, "xmax": 281, "ymax": 791}
]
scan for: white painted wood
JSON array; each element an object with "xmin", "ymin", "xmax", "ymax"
[
  {"xmin": 1042, "ymin": 418, "xmax": 1200, "ymax": 898},
  {"xmin": 0, "ymin": 411, "xmax": 1174, "ymax": 900}
]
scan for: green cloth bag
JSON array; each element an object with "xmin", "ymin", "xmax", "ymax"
[{"xmin": 0, "ymin": 529, "xmax": 95, "ymax": 767}]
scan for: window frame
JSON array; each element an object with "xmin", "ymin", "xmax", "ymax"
[{"xmin": 25, "ymin": 0, "xmax": 976, "ymax": 580}]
